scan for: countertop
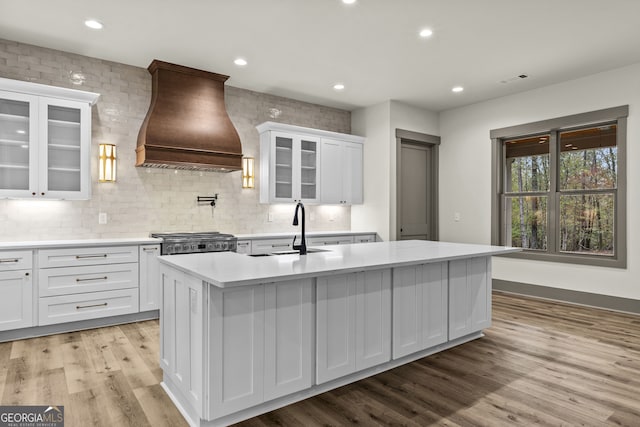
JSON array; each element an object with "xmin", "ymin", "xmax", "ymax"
[
  {"xmin": 0, "ymin": 237, "xmax": 161, "ymax": 250},
  {"xmin": 158, "ymin": 240, "xmax": 520, "ymax": 288}
]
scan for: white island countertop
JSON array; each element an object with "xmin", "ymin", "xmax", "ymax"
[{"xmin": 158, "ymin": 240, "xmax": 520, "ymax": 288}]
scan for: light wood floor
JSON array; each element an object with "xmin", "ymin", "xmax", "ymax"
[{"xmin": 1, "ymin": 292, "xmax": 639, "ymax": 426}]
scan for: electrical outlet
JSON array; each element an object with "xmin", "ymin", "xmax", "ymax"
[
  {"xmin": 454, "ymin": 212, "xmax": 461, "ymax": 222},
  {"xmin": 268, "ymin": 212, "xmax": 274, "ymax": 222},
  {"xmin": 98, "ymin": 212, "xmax": 107, "ymax": 224}
]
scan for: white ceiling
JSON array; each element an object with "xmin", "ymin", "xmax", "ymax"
[{"xmin": 2, "ymin": 0, "xmax": 640, "ymax": 112}]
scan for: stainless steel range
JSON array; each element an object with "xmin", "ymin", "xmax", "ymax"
[{"xmin": 150, "ymin": 232, "xmax": 237, "ymax": 255}]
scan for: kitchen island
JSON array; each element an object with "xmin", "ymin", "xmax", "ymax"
[{"xmin": 157, "ymin": 240, "xmax": 519, "ymax": 427}]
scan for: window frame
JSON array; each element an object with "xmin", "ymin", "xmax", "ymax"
[{"xmin": 491, "ymin": 105, "xmax": 628, "ymax": 268}]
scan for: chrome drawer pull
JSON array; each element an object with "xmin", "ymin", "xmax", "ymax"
[
  {"xmin": 76, "ymin": 276, "xmax": 108, "ymax": 282},
  {"xmin": 75, "ymin": 254, "xmax": 108, "ymax": 259},
  {"xmin": 142, "ymin": 247, "xmax": 157, "ymax": 252},
  {"xmin": 0, "ymin": 258, "xmax": 19, "ymax": 263},
  {"xmin": 271, "ymin": 244, "xmax": 289, "ymax": 248},
  {"xmin": 76, "ymin": 302, "xmax": 108, "ymax": 310}
]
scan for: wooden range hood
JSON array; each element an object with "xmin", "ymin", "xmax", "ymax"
[{"xmin": 136, "ymin": 60, "xmax": 242, "ymax": 172}]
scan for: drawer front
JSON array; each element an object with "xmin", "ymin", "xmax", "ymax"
[
  {"xmin": 236, "ymin": 240, "xmax": 252, "ymax": 255},
  {"xmin": 251, "ymin": 239, "xmax": 292, "ymax": 255},
  {"xmin": 39, "ymin": 263, "xmax": 139, "ymax": 297},
  {"xmin": 354, "ymin": 234, "xmax": 376, "ymax": 244},
  {"xmin": 39, "ymin": 246, "xmax": 138, "ymax": 268},
  {"xmin": 0, "ymin": 251, "xmax": 33, "ymax": 271},
  {"xmin": 38, "ymin": 288, "xmax": 139, "ymax": 326},
  {"xmin": 307, "ymin": 236, "xmax": 354, "ymax": 246}
]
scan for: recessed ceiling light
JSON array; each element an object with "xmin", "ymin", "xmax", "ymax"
[
  {"xmin": 342, "ymin": 0, "xmax": 356, "ymax": 4},
  {"xmin": 234, "ymin": 58, "xmax": 248, "ymax": 66},
  {"xmin": 333, "ymin": 83, "xmax": 345, "ymax": 91},
  {"xmin": 419, "ymin": 28, "xmax": 433, "ymax": 38},
  {"xmin": 84, "ymin": 19, "xmax": 103, "ymax": 30},
  {"xmin": 452, "ymin": 86, "xmax": 464, "ymax": 93}
]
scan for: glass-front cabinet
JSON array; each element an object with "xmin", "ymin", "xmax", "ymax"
[
  {"xmin": 0, "ymin": 78, "xmax": 98, "ymax": 200},
  {"xmin": 261, "ymin": 130, "xmax": 320, "ymax": 204}
]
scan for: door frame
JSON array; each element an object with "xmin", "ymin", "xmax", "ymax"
[{"xmin": 395, "ymin": 128, "xmax": 440, "ymax": 241}]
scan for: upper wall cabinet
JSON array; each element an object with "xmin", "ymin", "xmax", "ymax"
[
  {"xmin": 257, "ymin": 122, "xmax": 364, "ymax": 205},
  {"xmin": 0, "ymin": 77, "xmax": 100, "ymax": 200}
]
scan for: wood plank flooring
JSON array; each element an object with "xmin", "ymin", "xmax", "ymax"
[{"xmin": 1, "ymin": 292, "xmax": 639, "ymax": 426}]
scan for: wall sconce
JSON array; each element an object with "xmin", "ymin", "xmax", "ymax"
[
  {"xmin": 242, "ymin": 157, "xmax": 255, "ymax": 189},
  {"xmin": 99, "ymin": 144, "xmax": 117, "ymax": 182}
]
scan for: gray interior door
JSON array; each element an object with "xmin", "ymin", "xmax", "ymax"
[{"xmin": 399, "ymin": 143, "xmax": 431, "ymax": 240}]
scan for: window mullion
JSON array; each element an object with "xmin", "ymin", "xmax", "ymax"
[{"xmin": 548, "ymin": 131, "xmax": 558, "ymax": 254}]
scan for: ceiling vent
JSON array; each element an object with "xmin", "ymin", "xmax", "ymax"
[
  {"xmin": 500, "ymin": 74, "xmax": 529, "ymax": 84},
  {"xmin": 136, "ymin": 60, "xmax": 243, "ymax": 172}
]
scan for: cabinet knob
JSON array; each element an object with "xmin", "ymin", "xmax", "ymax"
[
  {"xmin": 41, "ymin": 192, "xmax": 45, "ymax": 196},
  {"xmin": 32, "ymin": 192, "xmax": 36, "ymax": 196},
  {"xmin": 25, "ymin": 272, "xmax": 30, "ymax": 276}
]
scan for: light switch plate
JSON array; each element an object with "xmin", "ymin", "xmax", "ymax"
[
  {"xmin": 98, "ymin": 212, "xmax": 107, "ymax": 224},
  {"xmin": 454, "ymin": 212, "xmax": 461, "ymax": 222}
]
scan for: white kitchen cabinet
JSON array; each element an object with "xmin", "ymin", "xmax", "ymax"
[
  {"xmin": 316, "ymin": 269, "xmax": 391, "ymax": 384},
  {"xmin": 306, "ymin": 235, "xmax": 353, "ymax": 246},
  {"xmin": 320, "ymin": 138, "xmax": 363, "ymax": 204},
  {"xmin": 209, "ymin": 284, "xmax": 265, "ymax": 417},
  {"xmin": 235, "ymin": 240, "xmax": 251, "ymax": 255},
  {"xmin": 0, "ymin": 78, "xmax": 99, "ymax": 200},
  {"xmin": 259, "ymin": 129, "xmax": 320, "ymax": 204},
  {"xmin": 392, "ymin": 262, "xmax": 448, "ymax": 359},
  {"xmin": 250, "ymin": 238, "xmax": 293, "ymax": 255},
  {"xmin": 354, "ymin": 234, "xmax": 376, "ymax": 243},
  {"xmin": 159, "ymin": 266, "xmax": 206, "ymax": 416},
  {"xmin": 0, "ymin": 250, "xmax": 33, "ymax": 331},
  {"xmin": 139, "ymin": 244, "xmax": 160, "ymax": 311},
  {"xmin": 38, "ymin": 245, "xmax": 139, "ymax": 326},
  {"xmin": 257, "ymin": 121, "xmax": 364, "ymax": 205},
  {"xmin": 449, "ymin": 257, "xmax": 492, "ymax": 340},
  {"xmin": 264, "ymin": 279, "xmax": 313, "ymax": 400}
]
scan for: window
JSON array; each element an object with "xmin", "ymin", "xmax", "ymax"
[{"xmin": 491, "ymin": 106, "xmax": 627, "ymax": 268}]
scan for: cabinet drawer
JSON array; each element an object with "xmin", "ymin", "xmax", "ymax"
[
  {"xmin": 236, "ymin": 240, "xmax": 252, "ymax": 255},
  {"xmin": 39, "ymin": 246, "xmax": 138, "ymax": 268},
  {"xmin": 39, "ymin": 263, "xmax": 139, "ymax": 297},
  {"xmin": 354, "ymin": 234, "xmax": 376, "ymax": 244},
  {"xmin": 251, "ymin": 239, "xmax": 292, "ymax": 255},
  {"xmin": 307, "ymin": 236, "xmax": 354, "ymax": 246},
  {"xmin": 38, "ymin": 288, "xmax": 139, "ymax": 326},
  {"xmin": 0, "ymin": 251, "xmax": 33, "ymax": 271}
]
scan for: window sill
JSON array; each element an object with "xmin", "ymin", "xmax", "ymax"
[{"xmin": 496, "ymin": 250, "xmax": 626, "ymax": 269}]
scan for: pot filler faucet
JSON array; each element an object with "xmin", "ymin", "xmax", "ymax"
[{"xmin": 292, "ymin": 201, "xmax": 307, "ymax": 255}]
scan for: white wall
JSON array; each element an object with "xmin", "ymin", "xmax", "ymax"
[
  {"xmin": 439, "ymin": 63, "xmax": 640, "ymax": 300},
  {"xmin": 351, "ymin": 101, "xmax": 439, "ymax": 240}
]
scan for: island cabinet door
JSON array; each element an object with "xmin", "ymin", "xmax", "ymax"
[
  {"xmin": 159, "ymin": 267, "xmax": 206, "ymax": 417},
  {"xmin": 392, "ymin": 262, "xmax": 448, "ymax": 359},
  {"xmin": 209, "ymin": 285, "xmax": 265, "ymax": 418},
  {"xmin": 263, "ymin": 279, "xmax": 313, "ymax": 401},
  {"xmin": 449, "ymin": 257, "xmax": 492, "ymax": 340},
  {"xmin": 316, "ymin": 273, "xmax": 357, "ymax": 384},
  {"xmin": 355, "ymin": 269, "xmax": 391, "ymax": 370}
]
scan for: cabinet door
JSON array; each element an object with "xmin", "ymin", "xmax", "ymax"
[
  {"xmin": 0, "ymin": 91, "xmax": 38, "ymax": 198},
  {"xmin": 38, "ymin": 97, "xmax": 91, "ymax": 200},
  {"xmin": 343, "ymin": 142, "xmax": 363, "ymax": 204},
  {"xmin": 392, "ymin": 262, "xmax": 448, "ymax": 359},
  {"xmin": 264, "ymin": 279, "xmax": 313, "ymax": 400},
  {"xmin": 159, "ymin": 266, "xmax": 205, "ymax": 417},
  {"xmin": 210, "ymin": 285, "xmax": 265, "ymax": 417},
  {"xmin": 298, "ymin": 136, "xmax": 320, "ymax": 203},
  {"xmin": 139, "ymin": 245, "xmax": 160, "ymax": 311},
  {"xmin": 271, "ymin": 132, "xmax": 295, "ymax": 202},
  {"xmin": 0, "ymin": 269, "xmax": 33, "ymax": 331},
  {"xmin": 356, "ymin": 270, "xmax": 391, "ymax": 370},
  {"xmin": 316, "ymin": 273, "xmax": 357, "ymax": 384},
  {"xmin": 235, "ymin": 240, "xmax": 252, "ymax": 255},
  {"xmin": 449, "ymin": 257, "xmax": 491, "ymax": 340},
  {"xmin": 320, "ymin": 139, "xmax": 343, "ymax": 204}
]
